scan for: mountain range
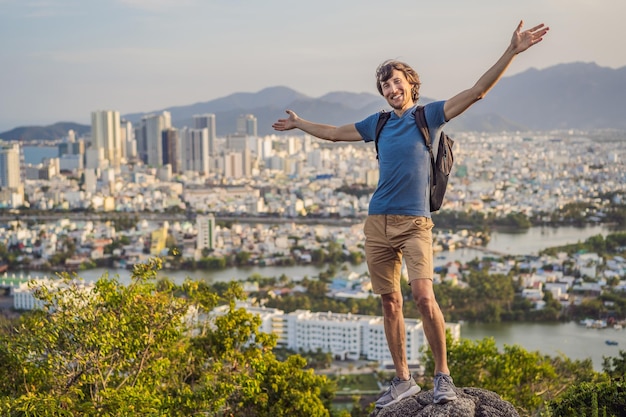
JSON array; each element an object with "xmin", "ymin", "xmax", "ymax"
[{"xmin": 1, "ymin": 62, "xmax": 625, "ymax": 141}]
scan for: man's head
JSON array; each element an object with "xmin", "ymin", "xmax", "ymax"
[{"xmin": 376, "ymin": 60, "xmax": 421, "ymax": 104}]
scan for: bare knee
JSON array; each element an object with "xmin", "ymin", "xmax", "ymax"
[
  {"xmin": 413, "ymin": 293, "xmax": 439, "ymax": 318},
  {"xmin": 381, "ymin": 293, "xmax": 403, "ymax": 316}
]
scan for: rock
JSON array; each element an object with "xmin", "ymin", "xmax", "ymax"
[{"xmin": 370, "ymin": 387, "xmax": 519, "ymax": 417}]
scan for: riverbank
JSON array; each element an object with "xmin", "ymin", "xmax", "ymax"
[
  {"xmin": 6, "ymin": 224, "xmax": 620, "ymax": 283},
  {"xmin": 4, "ymin": 224, "xmax": 625, "ymax": 371}
]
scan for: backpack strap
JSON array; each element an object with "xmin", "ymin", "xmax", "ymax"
[
  {"xmin": 415, "ymin": 105, "xmax": 437, "ymax": 186},
  {"xmin": 374, "ymin": 110, "xmax": 391, "ymax": 160}
]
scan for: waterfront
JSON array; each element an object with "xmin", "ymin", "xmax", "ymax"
[
  {"xmin": 484, "ymin": 224, "xmax": 621, "ymax": 256},
  {"xmin": 22, "ymin": 146, "xmax": 58, "ymax": 165},
  {"xmin": 10, "ymin": 223, "xmax": 625, "ymax": 370},
  {"xmin": 71, "ymin": 224, "xmax": 618, "ymax": 284}
]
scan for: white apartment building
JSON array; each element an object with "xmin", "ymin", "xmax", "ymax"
[
  {"xmin": 224, "ymin": 151, "xmax": 244, "ymax": 178},
  {"xmin": 13, "ymin": 278, "xmax": 460, "ymax": 366},
  {"xmin": 0, "ymin": 142, "xmax": 21, "ymax": 188},
  {"xmin": 91, "ymin": 110, "xmax": 122, "ymax": 168},
  {"xmin": 0, "ymin": 142, "xmax": 24, "ymax": 208},
  {"xmin": 216, "ymin": 303, "xmax": 460, "ymax": 365},
  {"xmin": 196, "ymin": 214, "xmax": 216, "ymax": 252},
  {"xmin": 13, "ymin": 278, "xmax": 95, "ymax": 311}
]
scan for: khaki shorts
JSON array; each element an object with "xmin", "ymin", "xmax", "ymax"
[{"xmin": 364, "ymin": 215, "xmax": 434, "ymax": 294}]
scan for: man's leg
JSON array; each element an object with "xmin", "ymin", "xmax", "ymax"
[
  {"xmin": 365, "ymin": 215, "xmax": 410, "ymax": 380},
  {"xmin": 375, "ymin": 290, "xmax": 421, "ymax": 408},
  {"xmin": 410, "ymin": 279, "xmax": 449, "ymax": 374},
  {"xmin": 381, "ymin": 291, "xmax": 410, "ymax": 380},
  {"xmin": 365, "ymin": 215, "xmax": 420, "ymax": 408},
  {"xmin": 411, "ymin": 278, "xmax": 457, "ymax": 403}
]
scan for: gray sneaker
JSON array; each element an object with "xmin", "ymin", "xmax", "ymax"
[
  {"xmin": 433, "ymin": 372, "xmax": 457, "ymax": 404},
  {"xmin": 375, "ymin": 376, "xmax": 421, "ymax": 408}
]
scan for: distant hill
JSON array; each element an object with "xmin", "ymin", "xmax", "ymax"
[
  {"xmin": 0, "ymin": 122, "xmax": 91, "ymax": 142},
  {"xmin": 456, "ymin": 61, "xmax": 626, "ymax": 131},
  {"xmin": 1, "ymin": 62, "xmax": 625, "ymax": 141}
]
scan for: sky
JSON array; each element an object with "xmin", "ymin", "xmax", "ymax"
[{"xmin": 1, "ymin": 0, "xmax": 625, "ymax": 132}]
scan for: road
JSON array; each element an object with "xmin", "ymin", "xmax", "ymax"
[{"xmin": 2, "ymin": 211, "xmax": 364, "ymax": 227}]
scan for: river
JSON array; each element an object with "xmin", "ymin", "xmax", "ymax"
[
  {"xmin": 461, "ymin": 321, "xmax": 625, "ymax": 372},
  {"xmin": 23, "ymin": 224, "xmax": 625, "ymax": 371}
]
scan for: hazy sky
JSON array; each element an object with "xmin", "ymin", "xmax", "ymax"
[{"xmin": 1, "ymin": 0, "xmax": 624, "ymax": 131}]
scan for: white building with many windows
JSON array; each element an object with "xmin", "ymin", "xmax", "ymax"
[{"xmin": 214, "ymin": 302, "xmax": 460, "ymax": 366}]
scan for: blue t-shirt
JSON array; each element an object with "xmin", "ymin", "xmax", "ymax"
[{"xmin": 355, "ymin": 101, "xmax": 447, "ymax": 217}]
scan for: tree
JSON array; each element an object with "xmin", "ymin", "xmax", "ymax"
[
  {"xmin": 602, "ymin": 349, "xmax": 626, "ymax": 379},
  {"xmin": 0, "ymin": 258, "xmax": 334, "ymax": 416},
  {"xmin": 421, "ymin": 335, "xmax": 599, "ymax": 417},
  {"xmin": 546, "ymin": 378, "xmax": 626, "ymax": 417}
]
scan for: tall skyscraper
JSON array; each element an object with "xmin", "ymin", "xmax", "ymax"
[
  {"xmin": 91, "ymin": 110, "xmax": 122, "ymax": 168},
  {"xmin": 193, "ymin": 114, "xmax": 217, "ymax": 156},
  {"xmin": 237, "ymin": 114, "xmax": 257, "ymax": 137},
  {"xmin": 0, "ymin": 142, "xmax": 24, "ymax": 208},
  {"xmin": 120, "ymin": 119, "xmax": 135, "ymax": 161},
  {"xmin": 0, "ymin": 142, "xmax": 21, "ymax": 188},
  {"xmin": 161, "ymin": 127, "xmax": 181, "ymax": 173},
  {"xmin": 138, "ymin": 111, "xmax": 171, "ymax": 166},
  {"xmin": 180, "ymin": 127, "xmax": 209, "ymax": 175}
]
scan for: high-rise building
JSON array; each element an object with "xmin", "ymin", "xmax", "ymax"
[
  {"xmin": 226, "ymin": 133, "xmax": 248, "ymax": 153},
  {"xmin": 137, "ymin": 111, "xmax": 171, "ymax": 166},
  {"xmin": 0, "ymin": 142, "xmax": 21, "ymax": 188},
  {"xmin": 196, "ymin": 214, "xmax": 216, "ymax": 251},
  {"xmin": 85, "ymin": 147, "xmax": 106, "ymax": 170},
  {"xmin": 237, "ymin": 114, "xmax": 257, "ymax": 137},
  {"xmin": 120, "ymin": 119, "xmax": 135, "ymax": 161},
  {"xmin": 180, "ymin": 127, "xmax": 209, "ymax": 175},
  {"xmin": 161, "ymin": 127, "xmax": 181, "ymax": 173},
  {"xmin": 261, "ymin": 137, "xmax": 274, "ymax": 160},
  {"xmin": 193, "ymin": 114, "xmax": 217, "ymax": 156},
  {"xmin": 224, "ymin": 152, "xmax": 244, "ymax": 178},
  {"xmin": 91, "ymin": 110, "xmax": 122, "ymax": 168}
]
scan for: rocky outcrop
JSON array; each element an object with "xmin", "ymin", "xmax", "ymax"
[{"xmin": 370, "ymin": 387, "xmax": 520, "ymax": 417}]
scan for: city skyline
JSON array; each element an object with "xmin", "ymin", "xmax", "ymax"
[{"xmin": 1, "ymin": 0, "xmax": 625, "ymax": 131}]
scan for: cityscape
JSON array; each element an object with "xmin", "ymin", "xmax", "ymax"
[
  {"xmin": 1, "ymin": 109, "xmax": 626, "ymax": 345},
  {"xmin": 1, "ymin": 107, "xmax": 625, "ymax": 262},
  {"xmin": 1, "ymin": 108, "xmax": 626, "ymax": 416}
]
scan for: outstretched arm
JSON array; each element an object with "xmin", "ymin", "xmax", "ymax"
[
  {"xmin": 272, "ymin": 110, "xmax": 363, "ymax": 142},
  {"xmin": 444, "ymin": 20, "xmax": 549, "ymax": 121}
]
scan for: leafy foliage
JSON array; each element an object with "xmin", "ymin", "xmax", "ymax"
[
  {"xmin": 0, "ymin": 258, "xmax": 334, "ymax": 416},
  {"xmin": 421, "ymin": 335, "xmax": 600, "ymax": 417},
  {"xmin": 545, "ymin": 379, "xmax": 626, "ymax": 417}
]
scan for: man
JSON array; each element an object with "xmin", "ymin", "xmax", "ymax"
[{"xmin": 272, "ymin": 20, "xmax": 549, "ymax": 408}]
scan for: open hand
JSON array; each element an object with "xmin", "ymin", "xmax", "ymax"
[
  {"xmin": 511, "ymin": 20, "xmax": 549, "ymax": 54},
  {"xmin": 272, "ymin": 110, "xmax": 299, "ymax": 131}
]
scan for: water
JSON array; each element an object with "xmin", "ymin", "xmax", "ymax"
[
  {"xmin": 22, "ymin": 146, "xmax": 58, "ymax": 165},
  {"xmin": 485, "ymin": 224, "xmax": 616, "ymax": 255},
  {"xmin": 28, "ymin": 221, "xmax": 625, "ymax": 370},
  {"xmin": 461, "ymin": 321, "xmax": 626, "ymax": 371},
  {"xmin": 71, "ymin": 224, "xmax": 618, "ymax": 285},
  {"xmin": 74, "ymin": 264, "xmax": 362, "ymax": 285}
]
